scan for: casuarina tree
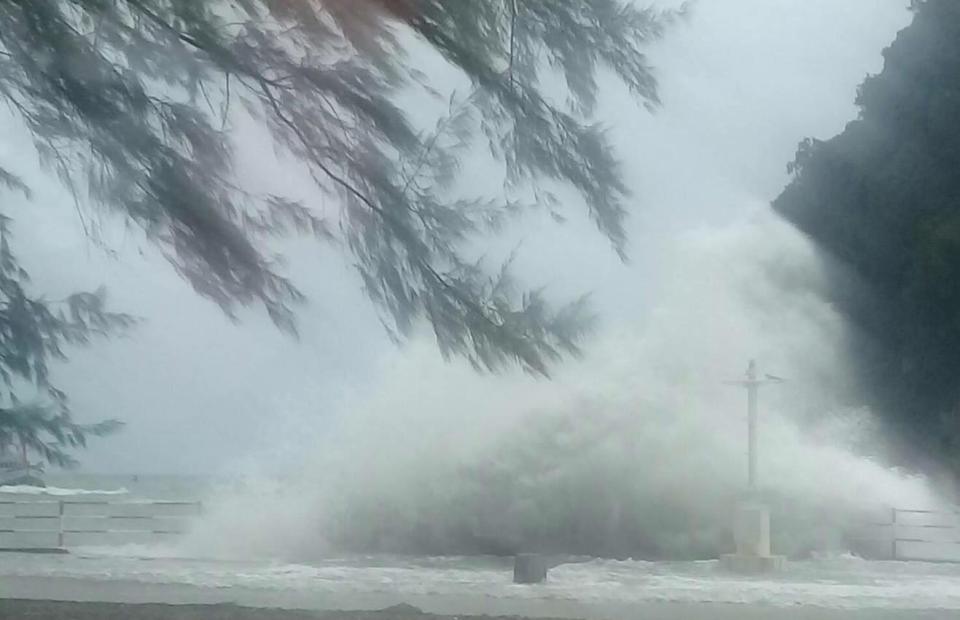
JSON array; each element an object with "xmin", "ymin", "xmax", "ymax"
[{"xmin": 0, "ymin": 2, "xmax": 681, "ymax": 408}]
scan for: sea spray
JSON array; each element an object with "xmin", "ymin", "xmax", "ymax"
[{"xmin": 180, "ymin": 213, "xmax": 939, "ymax": 561}]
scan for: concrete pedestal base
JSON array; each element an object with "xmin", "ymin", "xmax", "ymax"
[
  {"xmin": 721, "ymin": 501, "xmax": 785, "ymax": 573},
  {"xmin": 720, "ymin": 553, "xmax": 786, "ymax": 573}
]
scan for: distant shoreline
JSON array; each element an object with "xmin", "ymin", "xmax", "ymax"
[{"xmin": 0, "ymin": 599, "xmax": 948, "ymax": 620}]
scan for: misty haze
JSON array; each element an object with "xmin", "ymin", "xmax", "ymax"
[{"xmin": 0, "ymin": 1, "xmax": 959, "ymax": 620}]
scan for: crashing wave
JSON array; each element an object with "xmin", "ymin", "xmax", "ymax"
[{"xmin": 179, "ymin": 217, "xmax": 940, "ymax": 562}]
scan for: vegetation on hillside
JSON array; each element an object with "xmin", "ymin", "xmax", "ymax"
[{"xmin": 774, "ymin": 0, "xmax": 960, "ymax": 472}]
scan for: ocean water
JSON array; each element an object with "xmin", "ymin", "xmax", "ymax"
[
  {"xmin": 2, "ymin": 475, "xmax": 960, "ymax": 613},
  {"xmin": 33, "ymin": 473, "xmax": 212, "ymax": 501}
]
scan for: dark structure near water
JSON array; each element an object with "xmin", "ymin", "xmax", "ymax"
[{"xmin": 513, "ymin": 554, "xmax": 547, "ymax": 584}]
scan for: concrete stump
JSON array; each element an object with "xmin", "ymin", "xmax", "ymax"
[{"xmin": 513, "ymin": 553, "xmax": 547, "ymax": 584}]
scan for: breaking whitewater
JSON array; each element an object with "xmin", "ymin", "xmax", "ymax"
[{"xmin": 163, "ymin": 215, "xmax": 944, "ymax": 565}]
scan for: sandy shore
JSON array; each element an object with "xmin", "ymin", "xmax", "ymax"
[{"xmin": 0, "ymin": 599, "xmax": 951, "ymax": 620}]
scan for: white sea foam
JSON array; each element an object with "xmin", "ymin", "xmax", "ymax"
[
  {"xmin": 3, "ymin": 553, "xmax": 960, "ymax": 610},
  {"xmin": 180, "ymin": 216, "xmax": 942, "ymax": 563}
]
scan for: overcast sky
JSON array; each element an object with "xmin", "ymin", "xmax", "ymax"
[{"xmin": 0, "ymin": 1, "xmax": 913, "ymax": 474}]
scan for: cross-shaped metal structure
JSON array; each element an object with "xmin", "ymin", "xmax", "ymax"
[{"xmin": 725, "ymin": 360, "xmax": 784, "ymax": 491}]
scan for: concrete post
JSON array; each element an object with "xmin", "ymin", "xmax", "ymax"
[
  {"xmin": 891, "ymin": 506, "xmax": 898, "ymax": 561},
  {"xmin": 57, "ymin": 500, "xmax": 64, "ymax": 549}
]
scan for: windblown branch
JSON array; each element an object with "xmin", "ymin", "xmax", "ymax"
[{"xmin": 0, "ymin": 0, "xmax": 676, "ymax": 375}]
